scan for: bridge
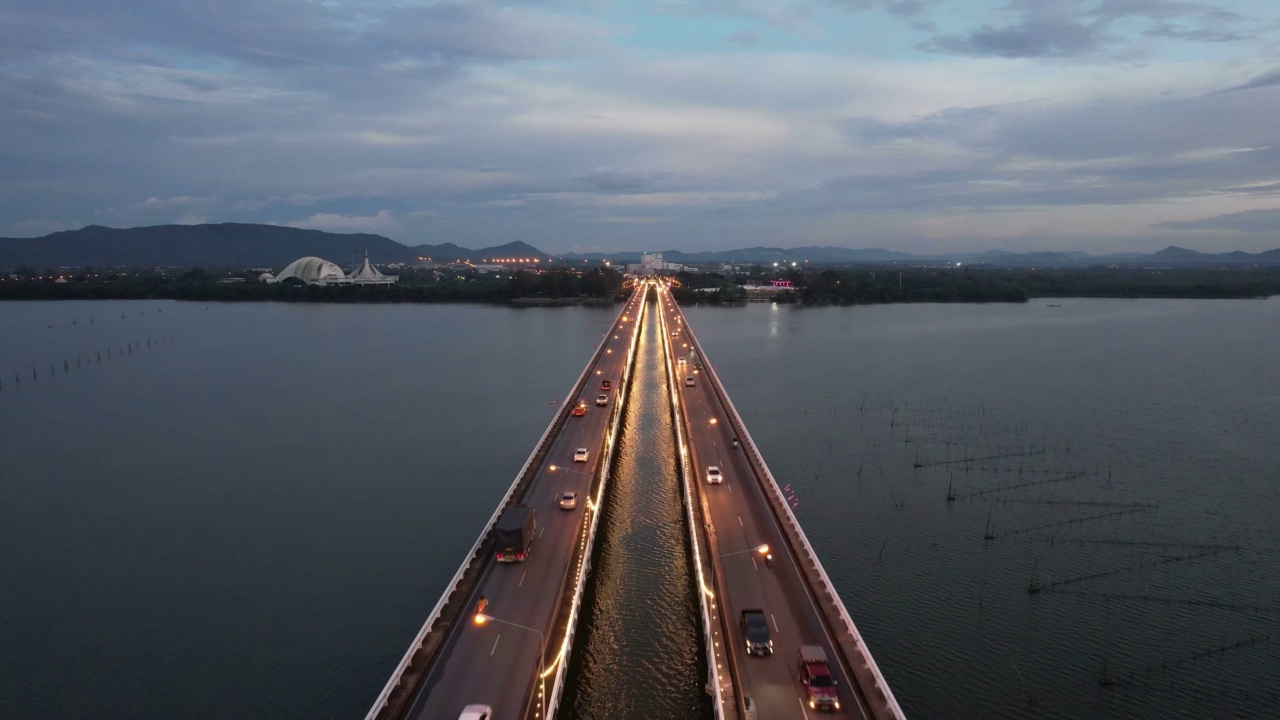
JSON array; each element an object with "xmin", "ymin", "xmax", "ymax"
[{"xmin": 367, "ymin": 279, "xmax": 904, "ymax": 720}]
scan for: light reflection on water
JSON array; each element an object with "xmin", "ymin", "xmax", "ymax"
[{"xmin": 561, "ymin": 296, "xmax": 708, "ymax": 720}]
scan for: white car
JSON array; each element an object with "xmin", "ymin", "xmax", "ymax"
[
  {"xmin": 677, "ymin": 357, "xmax": 687, "ymax": 366},
  {"xmin": 458, "ymin": 705, "xmax": 493, "ymax": 720},
  {"xmin": 706, "ymin": 466, "xmax": 723, "ymax": 484},
  {"xmin": 685, "ymin": 376, "xmax": 695, "ymax": 387},
  {"xmin": 574, "ymin": 448, "xmax": 589, "ymax": 463},
  {"xmin": 559, "ymin": 491, "xmax": 579, "ymax": 510},
  {"xmin": 595, "ymin": 393, "xmax": 609, "ymax": 406}
]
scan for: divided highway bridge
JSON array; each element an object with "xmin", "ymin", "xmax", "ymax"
[{"xmin": 367, "ymin": 279, "xmax": 905, "ymax": 720}]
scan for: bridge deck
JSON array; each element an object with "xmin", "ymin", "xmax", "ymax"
[{"xmin": 659, "ymin": 289, "xmax": 903, "ymax": 720}]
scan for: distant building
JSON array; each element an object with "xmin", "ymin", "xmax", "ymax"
[
  {"xmin": 271, "ymin": 256, "xmax": 350, "ymax": 285},
  {"xmin": 348, "ymin": 254, "xmax": 397, "ymax": 285},
  {"xmin": 642, "ymin": 252, "xmax": 664, "ymax": 273},
  {"xmin": 268, "ymin": 254, "xmax": 398, "ymax": 286},
  {"xmin": 625, "ymin": 263, "xmax": 644, "ymax": 274}
]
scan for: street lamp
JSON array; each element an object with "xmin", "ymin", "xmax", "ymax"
[
  {"xmin": 549, "ymin": 464, "xmax": 589, "ymax": 476},
  {"xmin": 473, "ymin": 613, "xmax": 548, "ymax": 719},
  {"xmin": 719, "ymin": 544, "xmax": 770, "ymax": 560}
]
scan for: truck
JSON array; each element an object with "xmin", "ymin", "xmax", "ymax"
[
  {"xmin": 494, "ymin": 505, "xmax": 537, "ymax": 562},
  {"xmin": 799, "ymin": 644, "xmax": 840, "ymax": 712},
  {"xmin": 740, "ymin": 609, "xmax": 773, "ymax": 656}
]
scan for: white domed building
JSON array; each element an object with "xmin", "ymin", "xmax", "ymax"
[{"xmin": 269, "ymin": 256, "xmax": 351, "ymax": 286}]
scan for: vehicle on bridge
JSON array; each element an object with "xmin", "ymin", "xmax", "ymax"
[
  {"xmin": 740, "ymin": 609, "xmax": 774, "ymax": 656},
  {"xmin": 706, "ymin": 466, "xmax": 723, "ymax": 484},
  {"xmin": 494, "ymin": 506, "xmax": 537, "ymax": 563},
  {"xmin": 799, "ymin": 645, "xmax": 841, "ymax": 712},
  {"xmin": 573, "ymin": 448, "xmax": 589, "ymax": 463},
  {"xmin": 601, "ymin": 379, "xmax": 612, "ymax": 391},
  {"xmin": 558, "ymin": 491, "xmax": 578, "ymax": 510},
  {"xmin": 571, "ymin": 401, "xmax": 587, "ymax": 417},
  {"xmin": 684, "ymin": 376, "xmax": 695, "ymax": 387},
  {"xmin": 457, "ymin": 704, "xmax": 492, "ymax": 720},
  {"xmin": 595, "ymin": 393, "xmax": 609, "ymax": 406}
]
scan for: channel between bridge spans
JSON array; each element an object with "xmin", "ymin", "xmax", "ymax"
[
  {"xmin": 670, "ymin": 294, "xmax": 907, "ymax": 720},
  {"xmin": 541, "ymin": 286, "xmax": 649, "ymax": 717},
  {"xmin": 366, "ymin": 286, "xmax": 647, "ymax": 720}
]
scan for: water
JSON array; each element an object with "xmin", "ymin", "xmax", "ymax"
[
  {"xmin": 2, "ymin": 297, "xmax": 1278, "ymax": 719},
  {"xmin": 560, "ymin": 294, "xmax": 707, "ymax": 719},
  {"xmin": 0, "ymin": 301, "xmax": 618, "ymax": 719},
  {"xmin": 684, "ymin": 298, "xmax": 1280, "ymax": 719}
]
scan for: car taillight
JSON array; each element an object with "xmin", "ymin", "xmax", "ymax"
[{"xmin": 517, "ymin": 552, "xmax": 526, "ymax": 560}]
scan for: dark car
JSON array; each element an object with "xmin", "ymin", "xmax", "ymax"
[{"xmin": 741, "ymin": 609, "xmax": 773, "ymax": 656}]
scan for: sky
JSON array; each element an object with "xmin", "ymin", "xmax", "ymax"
[{"xmin": 3, "ymin": 0, "xmax": 1280, "ymax": 255}]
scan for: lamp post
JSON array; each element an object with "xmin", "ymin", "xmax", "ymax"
[
  {"xmin": 719, "ymin": 544, "xmax": 770, "ymax": 561},
  {"xmin": 473, "ymin": 613, "xmax": 548, "ymax": 719},
  {"xmin": 549, "ymin": 464, "xmax": 589, "ymax": 477}
]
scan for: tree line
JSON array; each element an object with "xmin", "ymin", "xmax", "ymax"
[{"xmin": 669, "ymin": 266, "xmax": 1280, "ymax": 305}]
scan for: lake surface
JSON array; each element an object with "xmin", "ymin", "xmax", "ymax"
[{"xmin": 2, "ymin": 297, "xmax": 1277, "ymax": 719}]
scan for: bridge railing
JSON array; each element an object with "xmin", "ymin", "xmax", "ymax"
[
  {"xmin": 365, "ymin": 289, "xmax": 641, "ymax": 720},
  {"xmin": 679, "ymin": 304, "xmax": 907, "ymax": 720}
]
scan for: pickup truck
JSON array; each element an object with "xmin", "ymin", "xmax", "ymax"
[
  {"xmin": 740, "ymin": 609, "xmax": 773, "ymax": 656},
  {"xmin": 799, "ymin": 644, "xmax": 840, "ymax": 711}
]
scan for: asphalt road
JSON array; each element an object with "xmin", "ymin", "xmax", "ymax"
[
  {"xmin": 661, "ymin": 295, "xmax": 872, "ymax": 720},
  {"xmin": 405, "ymin": 291, "xmax": 646, "ymax": 720}
]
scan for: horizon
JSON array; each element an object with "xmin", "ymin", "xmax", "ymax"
[
  {"xmin": 3, "ymin": 2, "xmax": 1280, "ymax": 254},
  {"xmin": 10, "ymin": 221, "xmax": 1277, "ymax": 260}
]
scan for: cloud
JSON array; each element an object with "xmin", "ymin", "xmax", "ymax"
[
  {"xmin": 1156, "ymin": 208, "xmax": 1280, "ymax": 232},
  {"xmin": 923, "ymin": 0, "xmax": 1254, "ymax": 58},
  {"xmin": 725, "ymin": 28, "xmax": 761, "ymax": 46},
  {"xmin": 10, "ymin": 219, "xmax": 83, "ymax": 237},
  {"xmin": 1218, "ymin": 68, "xmax": 1280, "ymax": 93},
  {"xmin": 925, "ymin": 19, "xmax": 1101, "ymax": 58},
  {"xmin": 574, "ymin": 167, "xmax": 663, "ymax": 191},
  {"xmin": 96, "ymin": 196, "xmax": 222, "ymax": 226},
  {"xmin": 282, "ymin": 210, "xmax": 403, "ymax": 235}
]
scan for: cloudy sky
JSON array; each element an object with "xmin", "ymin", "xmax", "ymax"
[{"xmin": 4, "ymin": 0, "xmax": 1280, "ymax": 254}]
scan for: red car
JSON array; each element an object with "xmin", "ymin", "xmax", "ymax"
[
  {"xmin": 571, "ymin": 402, "xmax": 587, "ymax": 417},
  {"xmin": 601, "ymin": 380, "xmax": 612, "ymax": 391}
]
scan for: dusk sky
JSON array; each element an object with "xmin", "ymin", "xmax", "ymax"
[{"xmin": 4, "ymin": 0, "xmax": 1280, "ymax": 254}]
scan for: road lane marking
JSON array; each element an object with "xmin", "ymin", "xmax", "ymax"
[
  {"xmin": 728, "ymin": 485, "xmax": 733, "ymax": 494},
  {"xmin": 519, "ymin": 571, "xmax": 526, "ymax": 587},
  {"xmin": 751, "ymin": 556, "xmax": 758, "ymax": 570},
  {"xmin": 539, "ymin": 526, "xmax": 545, "ymax": 539},
  {"xmin": 798, "ymin": 697, "xmax": 812, "ymax": 720},
  {"xmin": 738, "ymin": 515, "xmax": 743, "ymax": 526},
  {"xmin": 772, "ymin": 613, "xmax": 780, "ymax": 633},
  {"xmin": 491, "ymin": 635, "xmax": 501, "ymax": 656}
]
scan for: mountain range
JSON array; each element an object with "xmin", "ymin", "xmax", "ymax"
[{"xmin": 2, "ymin": 223, "xmax": 1278, "ymax": 269}]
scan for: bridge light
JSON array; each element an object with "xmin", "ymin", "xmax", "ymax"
[{"xmin": 756, "ymin": 544, "xmax": 770, "ymax": 555}]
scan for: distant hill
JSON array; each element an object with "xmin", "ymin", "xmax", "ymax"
[
  {"xmin": 2, "ymin": 223, "xmax": 1277, "ymax": 269},
  {"xmin": 0, "ymin": 224, "xmax": 550, "ymax": 269}
]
